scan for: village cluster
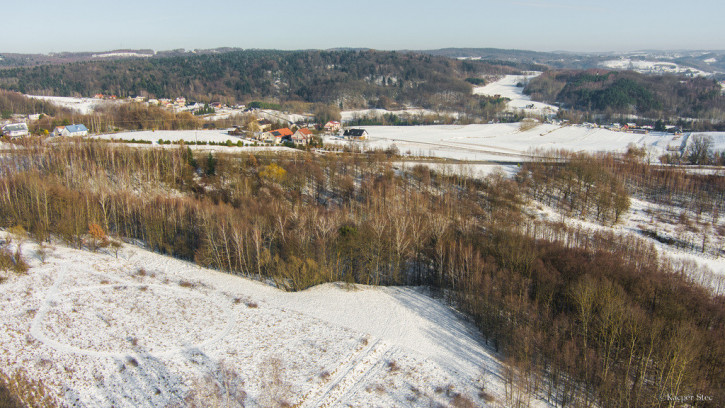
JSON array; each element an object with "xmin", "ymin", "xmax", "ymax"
[
  {"xmin": 229, "ymin": 119, "xmax": 368, "ymax": 146},
  {"xmin": 0, "ymin": 117, "xmax": 368, "ymax": 147},
  {"xmin": 1, "ymin": 93, "xmax": 371, "ymax": 145}
]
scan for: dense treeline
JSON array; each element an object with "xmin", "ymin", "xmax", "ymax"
[
  {"xmin": 0, "ymin": 141, "xmax": 723, "ymax": 407},
  {"xmin": 0, "ymin": 50, "xmax": 522, "ymax": 117},
  {"xmin": 524, "ymin": 70, "xmax": 725, "ymax": 122}
]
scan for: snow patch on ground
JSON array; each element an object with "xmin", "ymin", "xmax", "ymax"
[
  {"xmin": 394, "ymin": 161, "xmax": 520, "ymax": 179},
  {"xmin": 92, "ymin": 52, "xmax": 153, "ymax": 59},
  {"xmin": 341, "ymin": 108, "xmax": 445, "ymax": 122}
]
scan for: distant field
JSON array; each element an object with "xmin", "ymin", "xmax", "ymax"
[{"xmin": 325, "ymin": 124, "xmax": 725, "ymax": 163}]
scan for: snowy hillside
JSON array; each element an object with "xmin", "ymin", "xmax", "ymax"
[
  {"xmin": 0, "ymin": 235, "xmax": 541, "ymax": 407},
  {"xmin": 472, "ymin": 74, "xmax": 559, "ymax": 116}
]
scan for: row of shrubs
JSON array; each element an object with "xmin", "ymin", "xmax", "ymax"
[
  {"xmin": 106, "ymin": 137, "xmax": 312, "ymax": 150},
  {"xmin": 156, "ymin": 139, "xmax": 245, "ymax": 147}
]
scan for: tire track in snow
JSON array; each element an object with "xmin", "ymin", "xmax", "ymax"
[
  {"xmin": 299, "ymin": 338, "xmax": 391, "ymax": 408},
  {"xmin": 333, "ymin": 346, "xmax": 398, "ymax": 406}
]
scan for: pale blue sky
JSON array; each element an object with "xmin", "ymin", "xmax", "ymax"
[{"xmin": 1, "ymin": 0, "xmax": 723, "ymax": 53}]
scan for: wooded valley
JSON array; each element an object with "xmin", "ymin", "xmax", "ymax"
[{"xmin": 0, "ymin": 139, "xmax": 722, "ymax": 407}]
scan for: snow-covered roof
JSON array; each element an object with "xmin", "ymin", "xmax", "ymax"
[{"xmin": 2, "ymin": 123, "xmax": 28, "ymax": 132}]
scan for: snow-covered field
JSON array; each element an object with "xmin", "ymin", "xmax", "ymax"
[
  {"xmin": 0, "ymin": 235, "xmax": 536, "ymax": 407},
  {"xmin": 326, "ymin": 124, "xmax": 725, "ymax": 163},
  {"xmin": 92, "ymin": 130, "xmax": 243, "ymax": 144},
  {"xmin": 26, "ymin": 96, "xmax": 119, "ymax": 115},
  {"xmin": 85, "ymin": 125, "xmax": 725, "ymax": 164},
  {"xmin": 88, "ymin": 130, "xmax": 301, "ymax": 154},
  {"xmin": 599, "ymin": 59, "xmax": 710, "ymax": 76},
  {"xmin": 473, "ymin": 74, "xmax": 559, "ymax": 116}
]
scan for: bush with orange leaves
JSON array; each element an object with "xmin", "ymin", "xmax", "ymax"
[{"xmin": 87, "ymin": 223, "xmax": 109, "ymax": 252}]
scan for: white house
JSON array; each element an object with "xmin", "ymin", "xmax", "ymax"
[
  {"xmin": 343, "ymin": 128, "xmax": 368, "ymax": 140},
  {"xmin": 292, "ymin": 128, "xmax": 313, "ymax": 146},
  {"xmin": 53, "ymin": 124, "xmax": 89, "ymax": 137},
  {"xmin": 2, "ymin": 123, "xmax": 29, "ymax": 138}
]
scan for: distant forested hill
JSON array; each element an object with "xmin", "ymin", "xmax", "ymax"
[
  {"xmin": 0, "ymin": 49, "xmax": 524, "ymax": 112},
  {"xmin": 524, "ymin": 70, "xmax": 725, "ymax": 121}
]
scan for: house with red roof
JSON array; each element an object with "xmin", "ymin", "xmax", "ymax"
[
  {"xmin": 262, "ymin": 127, "xmax": 293, "ymax": 144},
  {"xmin": 324, "ymin": 121, "xmax": 341, "ymax": 133}
]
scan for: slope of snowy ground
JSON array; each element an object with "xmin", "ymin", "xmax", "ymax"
[
  {"xmin": 529, "ymin": 199, "xmax": 725, "ymax": 294},
  {"xmin": 325, "ymin": 124, "xmax": 716, "ymax": 163},
  {"xmin": 26, "ymin": 96, "xmax": 120, "ymax": 115},
  {"xmin": 623, "ymin": 198, "xmax": 725, "ymax": 292},
  {"xmin": 472, "ymin": 74, "xmax": 559, "ymax": 116},
  {"xmin": 0, "ymin": 235, "xmax": 543, "ymax": 407}
]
